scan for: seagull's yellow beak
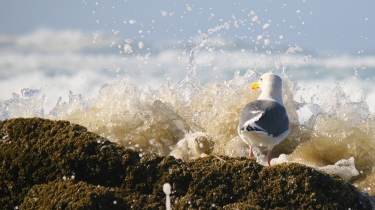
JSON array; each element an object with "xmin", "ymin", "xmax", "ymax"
[{"xmin": 251, "ymin": 82, "xmax": 260, "ymax": 90}]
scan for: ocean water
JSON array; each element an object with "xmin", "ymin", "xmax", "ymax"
[{"xmin": 1, "ymin": 22, "xmax": 375, "ymax": 195}]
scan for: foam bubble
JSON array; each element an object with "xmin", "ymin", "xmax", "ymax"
[
  {"xmin": 170, "ymin": 132, "xmax": 213, "ymax": 161},
  {"xmin": 318, "ymin": 157, "xmax": 359, "ymax": 181}
]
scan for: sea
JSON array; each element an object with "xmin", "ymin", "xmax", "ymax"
[{"xmin": 1, "ymin": 24, "xmax": 375, "ymax": 195}]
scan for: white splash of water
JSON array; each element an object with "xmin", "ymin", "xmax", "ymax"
[{"xmin": 163, "ymin": 183, "xmax": 171, "ymax": 210}]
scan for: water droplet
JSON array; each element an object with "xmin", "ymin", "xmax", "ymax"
[
  {"xmin": 163, "ymin": 183, "xmax": 171, "ymax": 194},
  {"xmin": 263, "ymin": 23, "xmax": 270, "ymax": 29},
  {"xmin": 138, "ymin": 42, "xmax": 145, "ymax": 49}
]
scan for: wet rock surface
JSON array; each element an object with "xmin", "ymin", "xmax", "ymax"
[{"xmin": 0, "ymin": 117, "xmax": 374, "ymax": 209}]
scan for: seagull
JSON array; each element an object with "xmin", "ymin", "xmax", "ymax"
[{"xmin": 238, "ymin": 73, "xmax": 290, "ymax": 166}]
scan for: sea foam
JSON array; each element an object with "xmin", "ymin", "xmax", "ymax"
[{"xmin": 2, "ymin": 66, "xmax": 375, "ymax": 188}]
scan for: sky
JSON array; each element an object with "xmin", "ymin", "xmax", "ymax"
[{"xmin": 1, "ymin": 0, "xmax": 374, "ymax": 54}]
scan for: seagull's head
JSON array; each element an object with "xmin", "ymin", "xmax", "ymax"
[{"xmin": 252, "ymin": 73, "xmax": 283, "ymax": 104}]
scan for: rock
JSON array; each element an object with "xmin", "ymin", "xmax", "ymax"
[
  {"xmin": 0, "ymin": 117, "xmax": 374, "ymax": 209},
  {"xmin": 20, "ymin": 180, "xmax": 128, "ymax": 209},
  {"xmin": 0, "ymin": 117, "xmax": 140, "ymax": 209}
]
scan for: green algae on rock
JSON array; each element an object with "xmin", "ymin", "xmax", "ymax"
[{"xmin": 0, "ymin": 117, "xmax": 374, "ymax": 209}]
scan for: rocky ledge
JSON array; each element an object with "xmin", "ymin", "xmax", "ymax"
[{"xmin": 0, "ymin": 118, "xmax": 374, "ymax": 209}]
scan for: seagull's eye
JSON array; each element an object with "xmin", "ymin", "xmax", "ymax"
[{"xmin": 260, "ymin": 78, "xmax": 263, "ymax": 81}]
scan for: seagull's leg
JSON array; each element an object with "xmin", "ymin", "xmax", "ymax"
[
  {"xmin": 266, "ymin": 149, "xmax": 272, "ymax": 166},
  {"xmin": 249, "ymin": 146, "xmax": 253, "ymax": 157}
]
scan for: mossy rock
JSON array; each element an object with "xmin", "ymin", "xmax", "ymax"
[
  {"xmin": 20, "ymin": 180, "xmax": 127, "ymax": 209},
  {"xmin": 254, "ymin": 163, "xmax": 374, "ymax": 209},
  {"xmin": 0, "ymin": 118, "xmax": 140, "ymax": 209},
  {"xmin": 0, "ymin": 117, "xmax": 374, "ymax": 209}
]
